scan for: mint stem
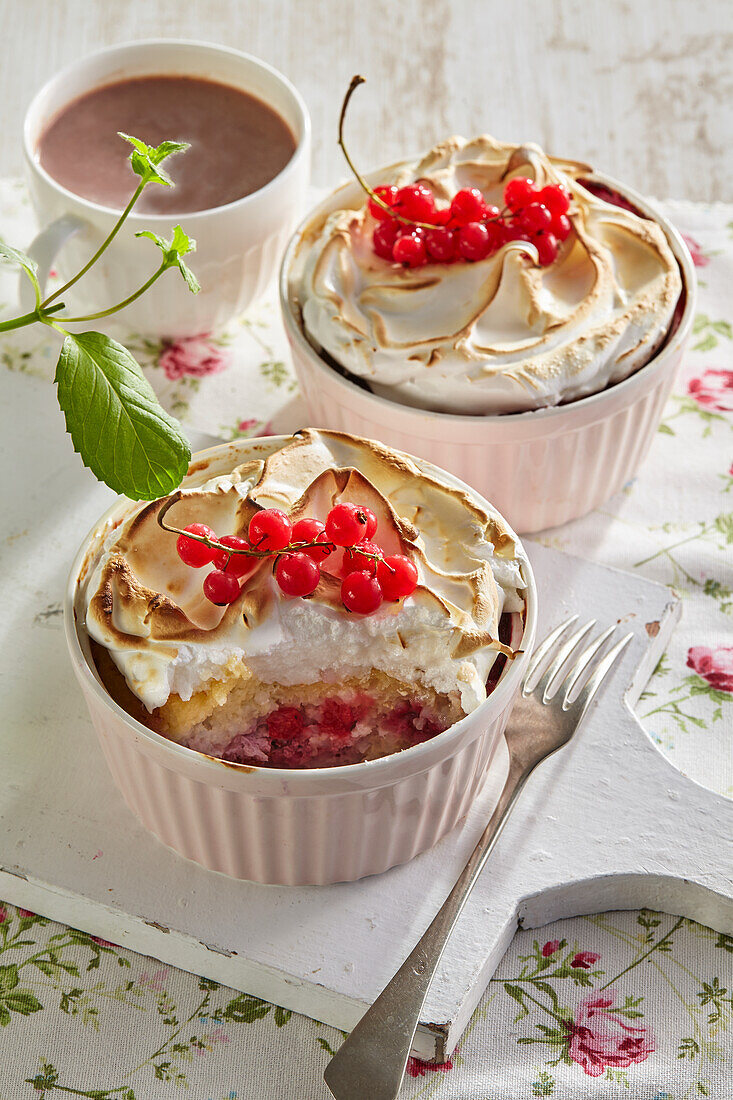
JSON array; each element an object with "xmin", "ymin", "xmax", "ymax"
[
  {"xmin": 0, "ymin": 302, "xmax": 65, "ymax": 332},
  {"xmin": 43, "ymin": 180, "xmax": 146, "ymax": 306},
  {"xmin": 58, "ymin": 263, "xmax": 166, "ymax": 323}
]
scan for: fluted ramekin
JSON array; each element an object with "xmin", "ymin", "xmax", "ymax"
[
  {"xmin": 280, "ymin": 173, "xmax": 695, "ymax": 534},
  {"xmin": 65, "ymin": 437, "xmax": 536, "ymax": 885}
]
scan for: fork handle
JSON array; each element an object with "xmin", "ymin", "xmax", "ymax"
[{"xmin": 324, "ymin": 758, "xmax": 531, "ymax": 1100}]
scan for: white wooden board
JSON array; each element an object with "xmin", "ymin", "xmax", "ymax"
[{"xmin": 1, "ymin": 368, "xmax": 732, "ymax": 1065}]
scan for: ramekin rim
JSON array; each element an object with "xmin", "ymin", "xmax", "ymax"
[
  {"xmin": 24, "ymin": 38, "xmax": 311, "ymax": 223},
  {"xmin": 65, "ymin": 434, "xmax": 538, "ymax": 788},
  {"xmin": 278, "ymin": 169, "xmax": 697, "ymax": 426}
]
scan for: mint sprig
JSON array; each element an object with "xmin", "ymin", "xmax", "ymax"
[
  {"xmin": 56, "ymin": 332, "xmax": 191, "ymax": 499},
  {"xmin": 118, "ymin": 133, "xmax": 190, "ymax": 188},
  {"xmin": 137, "ymin": 225, "xmax": 201, "ymax": 294},
  {"xmin": 0, "ymin": 239, "xmax": 41, "ymax": 307},
  {"xmin": 0, "ymin": 133, "xmax": 197, "ymax": 500}
]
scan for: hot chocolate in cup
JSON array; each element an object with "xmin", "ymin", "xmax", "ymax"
[{"xmin": 23, "ymin": 40, "xmax": 310, "ymax": 337}]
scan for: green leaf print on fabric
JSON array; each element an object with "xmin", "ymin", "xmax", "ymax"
[
  {"xmin": 0, "ymin": 964, "xmax": 42, "ymax": 1026},
  {"xmin": 532, "ymin": 1068, "xmax": 556, "ymax": 1095},
  {"xmin": 634, "ymin": 514, "xmax": 733, "ymax": 611},
  {"xmin": 222, "ymin": 993, "xmax": 271, "ymax": 1023},
  {"xmin": 691, "ymin": 314, "xmax": 733, "ymax": 352}
]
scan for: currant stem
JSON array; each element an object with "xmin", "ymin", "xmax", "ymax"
[
  {"xmin": 338, "ymin": 76, "xmax": 435, "ymax": 231},
  {"xmin": 156, "ymin": 495, "xmax": 338, "ymax": 560}
]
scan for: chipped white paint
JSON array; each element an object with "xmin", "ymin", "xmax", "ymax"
[
  {"xmin": 1, "ymin": 0, "xmax": 731, "ymax": 202},
  {"xmin": 1, "ymin": 368, "xmax": 731, "ymax": 1063}
]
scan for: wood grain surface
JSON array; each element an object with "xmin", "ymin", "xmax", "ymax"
[{"xmin": 0, "ymin": 0, "xmax": 731, "ymax": 200}]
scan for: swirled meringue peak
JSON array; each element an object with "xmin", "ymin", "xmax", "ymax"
[
  {"xmin": 289, "ymin": 136, "xmax": 683, "ymax": 414},
  {"xmin": 83, "ymin": 431, "xmax": 528, "ymax": 724}
]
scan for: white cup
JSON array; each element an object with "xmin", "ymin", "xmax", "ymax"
[{"xmin": 22, "ymin": 40, "xmax": 311, "ymax": 337}]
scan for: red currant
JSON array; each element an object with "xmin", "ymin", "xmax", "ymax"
[
  {"xmin": 458, "ymin": 221, "xmax": 492, "ymax": 261},
  {"xmin": 291, "ymin": 517, "xmax": 333, "ymax": 561},
  {"xmin": 342, "ymin": 540, "xmax": 382, "ymax": 575},
  {"xmin": 373, "ymin": 219, "xmax": 399, "ymax": 260},
  {"xmin": 275, "ymin": 552, "xmax": 321, "ymax": 597},
  {"xmin": 449, "ymin": 188, "xmax": 488, "ymax": 226},
  {"xmin": 505, "ymin": 224, "xmax": 533, "ymax": 244},
  {"xmin": 551, "ymin": 213, "xmax": 572, "ymax": 241},
  {"xmin": 176, "ymin": 524, "xmax": 217, "ymax": 568},
  {"xmin": 377, "ymin": 555, "xmax": 419, "ymax": 600},
  {"xmin": 392, "ymin": 234, "xmax": 427, "ymax": 267},
  {"xmin": 362, "ymin": 507, "xmax": 378, "ymax": 539},
  {"xmin": 213, "ymin": 535, "xmax": 257, "ymax": 578},
  {"xmin": 535, "ymin": 232, "xmax": 559, "ymax": 266},
  {"xmin": 394, "ymin": 183, "xmax": 436, "ymax": 222},
  {"xmin": 325, "ymin": 503, "xmax": 370, "ymax": 547},
  {"xmin": 431, "ymin": 206, "xmax": 452, "ymax": 226},
  {"xmin": 341, "ymin": 571, "xmax": 383, "ymax": 614},
  {"xmin": 248, "ymin": 508, "xmax": 292, "ymax": 552},
  {"xmin": 368, "ymin": 184, "xmax": 399, "ymax": 220},
  {"xmin": 518, "ymin": 203, "xmax": 552, "ymax": 234},
  {"xmin": 504, "ymin": 177, "xmax": 536, "ymax": 210},
  {"xmin": 537, "ymin": 184, "xmax": 570, "ymax": 216},
  {"xmin": 483, "ymin": 204, "xmax": 502, "ymax": 223},
  {"xmin": 203, "ymin": 569, "xmax": 241, "ymax": 605},
  {"xmin": 425, "ymin": 227, "xmax": 458, "ymax": 262},
  {"xmin": 484, "ymin": 221, "xmax": 505, "ymax": 252}
]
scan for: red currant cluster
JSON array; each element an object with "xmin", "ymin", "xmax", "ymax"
[
  {"xmin": 368, "ymin": 177, "xmax": 571, "ymax": 269},
  {"xmin": 170, "ymin": 503, "xmax": 418, "ymax": 615}
]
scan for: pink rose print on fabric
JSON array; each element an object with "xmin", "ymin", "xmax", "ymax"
[
  {"xmin": 138, "ymin": 967, "xmax": 170, "ymax": 992},
  {"xmin": 90, "ymin": 935, "xmax": 115, "ymax": 948},
  {"xmin": 687, "ymin": 645, "xmax": 733, "ymax": 693},
  {"xmin": 681, "ymin": 235, "xmax": 710, "ymax": 268},
  {"xmin": 405, "ymin": 1054, "xmax": 454, "ymax": 1078},
  {"xmin": 16, "ymin": 908, "xmax": 35, "ymax": 919},
  {"xmin": 237, "ymin": 418, "xmax": 259, "ymax": 433},
  {"xmin": 195, "ymin": 1028, "xmax": 230, "ymax": 1057},
  {"xmin": 158, "ymin": 335, "xmax": 229, "ymax": 381},
  {"xmin": 542, "ymin": 939, "xmax": 561, "ymax": 957},
  {"xmin": 0, "ymin": 906, "xmax": 7, "ymax": 924},
  {"xmin": 571, "ymin": 951, "xmax": 600, "ymax": 969},
  {"xmin": 688, "ymin": 369, "xmax": 733, "ymax": 413},
  {"xmin": 566, "ymin": 991, "xmax": 655, "ymax": 1077}
]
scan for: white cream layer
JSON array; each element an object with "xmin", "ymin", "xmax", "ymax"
[{"xmin": 84, "ymin": 431, "xmax": 527, "ymax": 714}]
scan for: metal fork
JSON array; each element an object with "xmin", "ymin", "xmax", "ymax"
[{"xmin": 324, "ymin": 617, "xmax": 633, "ymax": 1100}]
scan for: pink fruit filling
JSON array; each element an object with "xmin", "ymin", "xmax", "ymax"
[{"xmin": 220, "ymin": 694, "xmax": 448, "ymax": 769}]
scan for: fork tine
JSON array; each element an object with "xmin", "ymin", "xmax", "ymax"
[
  {"xmin": 560, "ymin": 623, "xmax": 617, "ymax": 703},
  {"xmin": 564, "ymin": 632, "xmax": 633, "ymax": 716},
  {"xmin": 522, "ymin": 615, "xmax": 578, "ymax": 696},
  {"xmin": 539, "ymin": 619, "xmax": 597, "ymax": 702}
]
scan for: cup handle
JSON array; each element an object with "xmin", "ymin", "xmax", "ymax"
[{"xmin": 19, "ymin": 214, "xmax": 85, "ymax": 312}]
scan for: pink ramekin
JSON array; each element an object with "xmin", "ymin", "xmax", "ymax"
[
  {"xmin": 279, "ymin": 172, "xmax": 696, "ymax": 534},
  {"xmin": 64, "ymin": 436, "xmax": 537, "ymax": 886}
]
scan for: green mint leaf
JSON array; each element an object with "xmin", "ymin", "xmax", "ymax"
[
  {"xmin": 136, "ymin": 225, "xmax": 200, "ymax": 294},
  {"xmin": 0, "ymin": 238, "xmax": 41, "ymax": 305},
  {"xmin": 55, "ymin": 331, "xmax": 191, "ymax": 500},
  {"xmin": 118, "ymin": 133, "xmax": 189, "ymax": 187}
]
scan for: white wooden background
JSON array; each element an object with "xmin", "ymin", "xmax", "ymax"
[{"xmin": 0, "ymin": 0, "xmax": 731, "ymax": 202}]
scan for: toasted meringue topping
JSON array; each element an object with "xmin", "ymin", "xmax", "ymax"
[
  {"xmin": 83, "ymin": 430, "xmax": 528, "ymax": 714},
  {"xmin": 289, "ymin": 136, "xmax": 683, "ymax": 414}
]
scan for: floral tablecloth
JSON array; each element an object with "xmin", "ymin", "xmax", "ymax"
[{"xmin": 0, "ymin": 184, "xmax": 731, "ymax": 1099}]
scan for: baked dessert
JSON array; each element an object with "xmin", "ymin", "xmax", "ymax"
[
  {"xmin": 289, "ymin": 135, "xmax": 683, "ymax": 415},
  {"xmin": 83, "ymin": 430, "xmax": 528, "ymax": 769}
]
